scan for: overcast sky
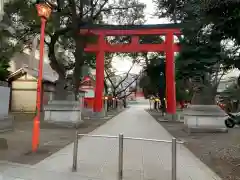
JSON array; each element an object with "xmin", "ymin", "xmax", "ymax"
[
  {"xmin": 112, "ymin": 0, "xmax": 240, "ymax": 79},
  {"xmin": 112, "ymin": 0, "xmax": 169, "ymax": 74},
  {"xmin": 29, "ymin": 0, "xmax": 170, "ymax": 75}
]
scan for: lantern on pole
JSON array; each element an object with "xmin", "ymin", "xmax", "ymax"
[
  {"xmin": 36, "ymin": 3, "xmax": 52, "ymax": 19},
  {"xmin": 35, "ymin": 0, "xmax": 60, "ymax": 10},
  {"xmin": 32, "ymin": 0, "xmax": 58, "ymax": 153}
]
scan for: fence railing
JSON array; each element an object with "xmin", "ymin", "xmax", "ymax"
[{"xmin": 72, "ymin": 132, "xmax": 184, "ymax": 180}]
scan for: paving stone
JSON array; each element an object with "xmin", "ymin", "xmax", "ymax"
[
  {"xmin": 34, "ymin": 105, "xmax": 222, "ymax": 180},
  {"xmin": 1, "ymin": 104, "xmax": 222, "ymax": 180}
]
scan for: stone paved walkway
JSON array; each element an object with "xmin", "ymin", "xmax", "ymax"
[{"xmin": 0, "ymin": 104, "xmax": 222, "ymax": 180}]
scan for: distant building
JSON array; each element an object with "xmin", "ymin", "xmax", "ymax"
[
  {"xmin": 8, "ymin": 52, "xmax": 58, "ymax": 112},
  {"xmin": 217, "ymin": 69, "xmax": 239, "ymax": 93},
  {"xmin": 215, "ymin": 69, "xmax": 239, "ymax": 102},
  {"xmin": 79, "ymin": 76, "xmax": 96, "ymax": 109},
  {"xmin": 217, "ymin": 77, "xmax": 237, "ymax": 93}
]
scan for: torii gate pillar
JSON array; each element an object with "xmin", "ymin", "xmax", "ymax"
[
  {"xmin": 93, "ymin": 34, "xmax": 105, "ymax": 113},
  {"xmin": 165, "ymin": 32, "xmax": 176, "ymax": 117},
  {"xmin": 80, "ymin": 24, "xmax": 181, "ymax": 119}
]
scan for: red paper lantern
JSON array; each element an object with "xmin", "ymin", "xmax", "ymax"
[{"xmin": 36, "ymin": 3, "xmax": 52, "ymax": 19}]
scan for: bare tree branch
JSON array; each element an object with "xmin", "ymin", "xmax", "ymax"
[
  {"xmin": 68, "ymin": 0, "xmax": 78, "ymax": 27},
  {"xmin": 92, "ymin": 0, "xmax": 109, "ymax": 21},
  {"xmin": 101, "ymin": 4, "xmax": 144, "ymax": 12},
  {"xmin": 118, "ymin": 91, "xmax": 133, "ymax": 99},
  {"xmin": 114, "ymin": 61, "xmax": 136, "ymax": 90},
  {"xmin": 115, "ymin": 75, "xmax": 140, "ymax": 96},
  {"xmin": 105, "ymin": 69, "xmax": 116, "ymax": 90}
]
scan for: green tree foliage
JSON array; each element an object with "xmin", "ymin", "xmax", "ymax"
[
  {"xmin": 137, "ymin": 34, "xmax": 191, "ymax": 102},
  {"xmin": 139, "ymin": 55, "xmax": 165, "ymax": 97},
  {"xmin": 0, "ymin": 60, "xmax": 9, "ymax": 81},
  {"xmin": 139, "ymin": 55, "xmax": 192, "ymax": 102},
  {"xmin": 0, "ymin": 24, "xmax": 19, "ymax": 81},
  {"xmin": 153, "ymin": 0, "xmax": 240, "ymax": 104},
  {"xmin": 137, "ymin": 35, "xmax": 165, "ymax": 98},
  {"xmin": 0, "ymin": 31, "xmax": 9, "ymax": 81},
  {"xmin": 1, "ymin": 0, "xmax": 145, "ymax": 98}
]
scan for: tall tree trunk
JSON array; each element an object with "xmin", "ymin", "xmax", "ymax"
[
  {"xmin": 113, "ymin": 90, "xmax": 117, "ymax": 97},
  {"xmin": 48, "ymin": 36, "xmax": 68, "ymax": 101},
  {"xmin": 69, "ymin": 0, "xmax": 85, "ymax": 101},
  {"xmin": 73, "ymin": 36, "xmax": 85, "ymax": 100},
  {"xmin": 54, "ymin": 74, "xmax": 68, "ymax": 100},
  {"xmin": 104, "ymin": 80, "xmax": 108, "ymax": 95}
]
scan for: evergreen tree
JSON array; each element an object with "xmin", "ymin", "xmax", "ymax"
[
  {"xmin": 153, "ymin": 0, "xmax": 240, "ymax": 104},
  {"xmin": 0, "ymin": 24, "xmax": 18, "ymax": 81},
  {"xmin": 1, "ymin": 0, "xmax": 145, "ymax": 97}
]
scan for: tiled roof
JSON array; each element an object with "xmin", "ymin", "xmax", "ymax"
[
  {"xmin": 8, "ymin": 52, "xmax": 58, "ymax": 82},
  {"xmin": 8, "ymin": 66, "xmax": 57, "ymax": 83}
]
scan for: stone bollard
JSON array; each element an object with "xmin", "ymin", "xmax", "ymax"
[
  {"xmin": 44, "ymin": 100, "xmax": 84, "ymax": 127},
  {"xmin": 183, "ymin": 105, "xmax": 228, "ymax": 133}
]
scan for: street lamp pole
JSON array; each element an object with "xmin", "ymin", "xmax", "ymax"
[{"xmin": 32, "ymin": 1, "xmax": 57, "ymax": 152}]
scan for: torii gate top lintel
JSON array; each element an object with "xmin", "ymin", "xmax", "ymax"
[
  {"xmin": 79, "ymin": 23, "xmax": 181, "ymax": 53},
  {"xmin": 79, "ymin": 23, "xmax": 182, "ymax": 35},
  {"xmin": 84, "ymin": 24, "xmax": 181, "ymax": 114}
]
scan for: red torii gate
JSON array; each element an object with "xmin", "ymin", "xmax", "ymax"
[{"xmin": 80, "ymin": 24, "xmax": 181, "ymax": 116}]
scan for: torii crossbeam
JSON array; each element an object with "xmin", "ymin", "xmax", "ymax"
[{"xmin": 79, "ymin": 24, "xmax": 181, "ymax": 116}]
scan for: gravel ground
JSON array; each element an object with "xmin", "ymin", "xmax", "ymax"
[
  {"xmin": 0, "ymin": 109, "xmax": 125, "ymax": 165},
  {"xmin": 146, "ymin": 109, "xmax": 240, "ymax": 180}
]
